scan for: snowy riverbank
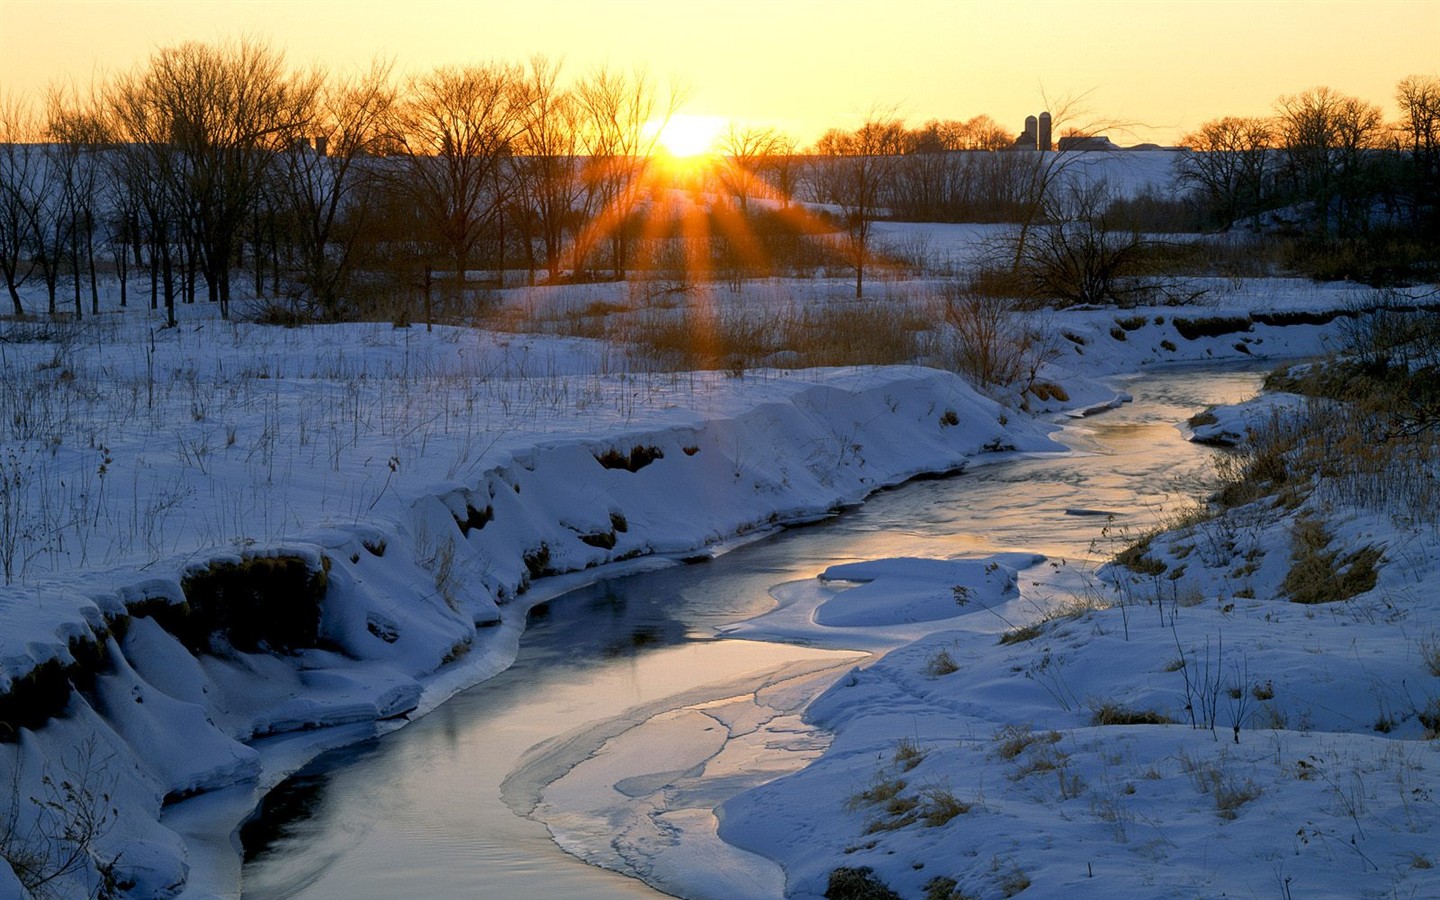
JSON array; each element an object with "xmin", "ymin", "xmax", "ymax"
[{"xmin": 1, "ymin": 277, "xmax": 1429, "ymax": 897}]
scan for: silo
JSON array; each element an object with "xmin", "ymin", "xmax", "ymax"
[{"xmin": 1038, "ymin": 112, "xmax": 1052, "ymax": 151}]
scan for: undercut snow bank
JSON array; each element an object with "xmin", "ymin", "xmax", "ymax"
[{"xmin": 0, "ymin": 362, "xmax": 1063, "ymax": 898}]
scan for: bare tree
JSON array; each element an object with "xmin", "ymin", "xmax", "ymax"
[
  {"xmin": 105, "ymin": 65, "xmax": 185, "ymax": 325},
  {"xmin": 572, "ymin": 67, "xmax": 679, "ymax": 279},
  {"xmin": 754, "ymin": 132, "xmax": 801, "ymax": 211},
  {"xmin": 1175, "ymin": 116, "xmax": 1274, "ymax": 229},
  {"xmin": 960, "ymin": 115, "xmax": 1014, "ymax": 151},
  {"xmin": 1013, "ymin": 180, "xmax": 1152, "ymax": 306},
  {"xmin": 0, "ymin": 96, "xmax": 43, "ymax": 316},
  {"xmin": 810, "ymin": 111, "xmax": 905, "ymax": 298},
  {"xmin": 511, "ymin": 56, "xmax": 584, "ymax": 284},
  {"xmin": 117, "ymin": 39, "xmax": 318, "ymax": 319},
  {"xmin": 29, "ymin": 138, "xmax": 73, "ymax": 318},
  {"xmin": 715, "ymin": 123, "xmax": 785, "ymax": 215},
  {"xmin": 1395, "ymin": 74, "xmax": 1440, "ymax": 229},
  {"xmin": 999, "ymin": 94, "xmax": 1120, "ymax": 274},
  {"xmin": 390, "ymin": 62, "xmax": 525, "ymax": 313},
  {"xmin": 45, "ymin": 84, "xmax": 109, "ymax": 318},
  {"xmin": 907, "ymin": 115, "xmax": 1011, "ymax": 152},
  {"xmin": 278, "ymin": 58, "xmax": 395, "ymax": 318},
  {"xmin": 1274, "ymin": 86, "xmax": 1385, "ymax": 236}
]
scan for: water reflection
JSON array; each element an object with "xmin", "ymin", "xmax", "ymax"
[{"xmin": 239, "ymin": 363, "xmax": 1270, "ymax": 898}]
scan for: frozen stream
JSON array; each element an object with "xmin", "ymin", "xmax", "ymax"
[{"xmin": 238, "ymin": 363, "xmax": 1268, "ymax": 899}]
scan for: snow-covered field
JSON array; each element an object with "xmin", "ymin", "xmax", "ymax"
[{"xmin": 2, "ymin": 256, "xmax": 1437, "ymax": 899}]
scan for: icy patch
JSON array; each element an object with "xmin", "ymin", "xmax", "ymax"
[{"xmin": 505, "ymin": 644, "xmax": 863, "ymax": 900}]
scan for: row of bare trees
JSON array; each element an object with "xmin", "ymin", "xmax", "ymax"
[
  {"xmin": 0, "ymin": 40, "xmax": 683, "ymax": 323},
  {"xmin": 1177, "ymin": 78, "xmax": 1440, "ymax": 235},
  {"xmin": 2, "ymin": 41, "xmax": 1436, "ymax": 322}
]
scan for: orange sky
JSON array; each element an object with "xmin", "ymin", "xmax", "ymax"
[{"xmin": 1, "ymin": 0, "xmax": 1435, "ymax": 146}]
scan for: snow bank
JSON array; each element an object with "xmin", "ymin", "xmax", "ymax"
[
  {"xmin": 0, "ymin": 311, "xmax": 1067, "ymax": 896},
  {"xmin": 0, "ymin": 273, "xmax": 1403, "ymax": 896},
  {"xmin": 815, "ymin": 555, "xmax": 1032, "ymax": 628},
  {"xmin": 718, "ymin": 393, "xmax": 1440, "ymax": 900}
]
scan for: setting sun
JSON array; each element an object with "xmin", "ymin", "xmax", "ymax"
[{"xmin": 654, "ymin": 114, "xmax": 726, "ymax": 158}]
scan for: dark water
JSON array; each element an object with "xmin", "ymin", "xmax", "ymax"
[{"xmin": 238, "ymin": 363, "xmax": 1266, "ymax": 899}]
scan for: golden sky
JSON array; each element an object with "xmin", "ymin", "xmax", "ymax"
[{"xmin": 1, "ymin": 0, "xmax": 1435, "ymax": 146}]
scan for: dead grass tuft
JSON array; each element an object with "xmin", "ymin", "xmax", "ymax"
[
  {"xmin": 1089, "ymin": 702, "xmax": 1175, "ymax": 726},
  {"xmin": 994, "ymin": 724, "xmax": 1060, "ymax": 761},
  {"xmin": 1281, "ymin": 516, "xmax": 1382, "ymax": 604}
]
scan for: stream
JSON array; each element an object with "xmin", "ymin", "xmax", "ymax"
[{"xmin": 237, "ymin": 362, "xmax": 1268, "ymax": 899}]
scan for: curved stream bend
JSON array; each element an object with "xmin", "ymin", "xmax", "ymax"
[{"xmin": 238, "ymin": 364, "xmax": 1266, "ymax": 899}]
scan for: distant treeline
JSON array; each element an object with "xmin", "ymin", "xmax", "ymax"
[{"xmin": 0, "ymin": 39, "xmax": 1435, "ymax": 322}]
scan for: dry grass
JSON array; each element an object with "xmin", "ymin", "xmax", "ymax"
[
  {"xmin": 993, "ymin": 857, "xmax": 1032, "ymax": 897},
  {"xmin": 923, "ymin": 876, "xmax": 978, "ymax": 900},
  {"xmin": 893, "ymin": 737, "xmax": 928, "ymax": 772},
  {"xmin": 1281, "ymin": 515, "xmax": 1383, "ymax": 605},
  {"xmin": 925, "ymin": 647, "xmax": 960, "ymax": 676},
  {"xmin": 509, "ymin": 288, "xmax": 938, "ymax": 373},
  {"xmin": 997, "ymin": 623, "xmax": 1043, "ymax": 645},
  {"xmin": 1089, "ymin": 702, "xmax": 1175, "ymax": 726},
  {"xmin": 1178, "ymin": 750, "xmax": 1263, "ymax": 820},
  {"xmin": 1113, "ymin": 540, "xmax": 1168, "ymax": 577},
  {"xmin": 845, "ymin": 775, "xmax": 908, "ymax": 812},
  {"xmin": 1421, "ymin": 632, "xmax": 1440, "ymax": 678},
  {"xmin": 1244, "ymin": 306, "xmax": 1440, "ymax": 526},
  {"xmin": 918, "ymin": 784, "xmax": 972, "ymax": 826},
  {"xmin": 994, "ymin": 724, "xmax": 1060, "ymax": 761}
]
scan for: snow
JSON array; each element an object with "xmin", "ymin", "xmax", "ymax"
[
  {"xmin": 813, "ymin": 555, "xmax": 1036, "ymax": 627},
  {"xmin": 1, "ymin": 254, "xmax": 1436, "ymax": 898},
  {"xmin": 714, "ymin": 515, "xmax": 1440, "ymax": 898}
]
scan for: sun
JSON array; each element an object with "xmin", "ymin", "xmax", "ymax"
[{"xmin": 653, "ymin": 114, "xmax": 725, "ymax": 159}]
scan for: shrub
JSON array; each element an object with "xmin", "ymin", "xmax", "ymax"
[
  {"xmin": 826, "ymin": 867, "xmax": 903, "ymax": 900},
  {"xmin": 894, "ymin": 737, "xmax": 927, "ymax": 772},
  {"xmin": 918, "ymin": 784, "xmax": 971, "ymax": 826},
  {"xmin": 1, "ymin": 737, "xmax": 119, "ymax": 896},
  {"xmin": 925, "ymin": 647, "xmax": 960, "ymax": 676},
  {"xmin": 1089, "ymin": 703, "xmax": 1175, "ymax": 726},
  {"xmin": 941, "ymin": 286, "xmax": 1061, "ymax": 398}
]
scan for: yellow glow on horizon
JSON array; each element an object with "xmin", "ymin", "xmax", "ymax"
[
  {"xmin": 651, "ymin": 115, "xmax": 726, "ymax": 159},
  {"xmin": 0, "ymin": 1, "xmax": 1435, "ymax": 148}
]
